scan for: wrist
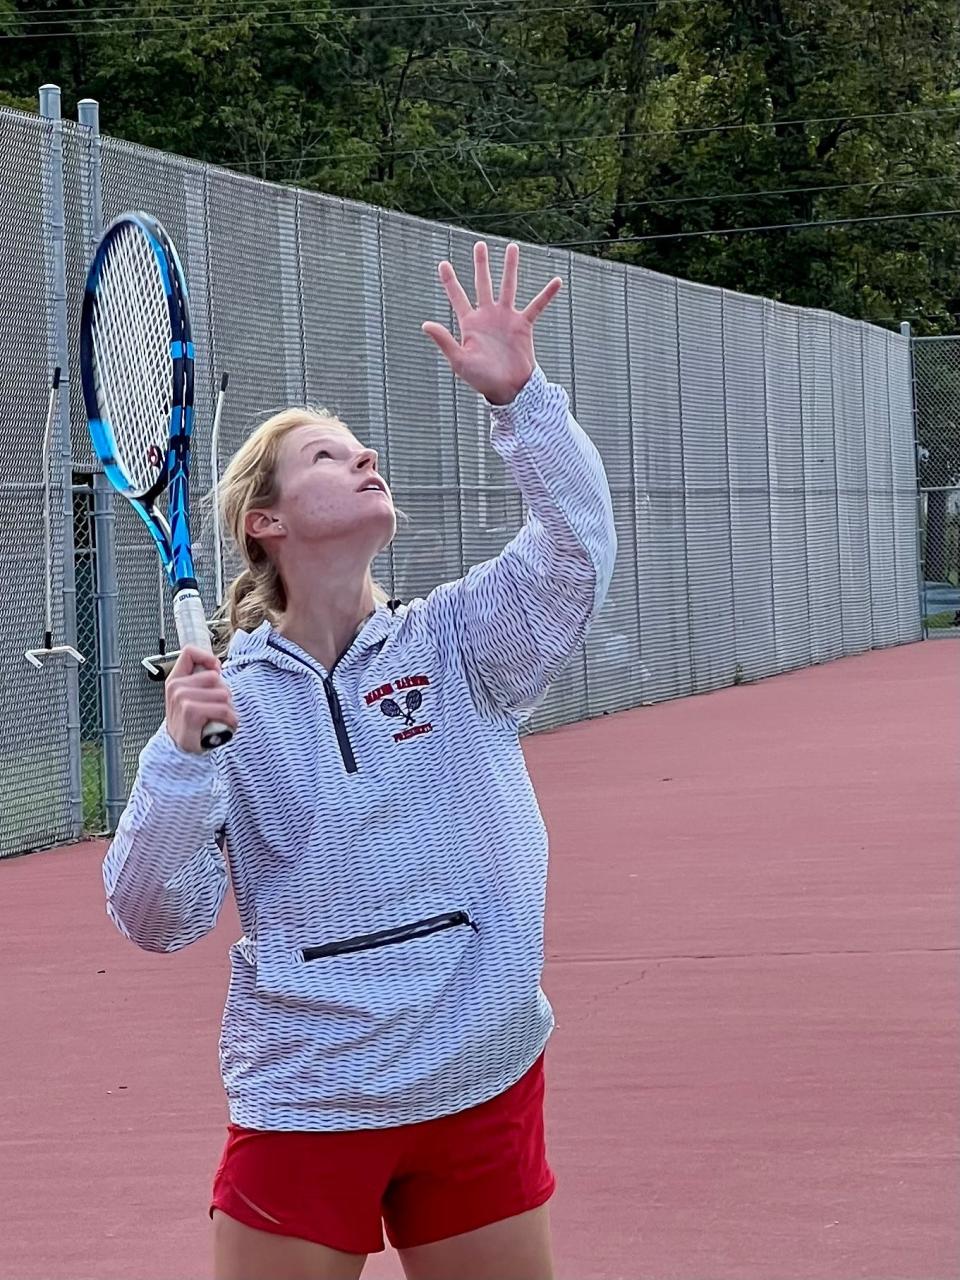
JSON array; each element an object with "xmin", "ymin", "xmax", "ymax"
[
  {"xmin": 483, "ymin": 367, "xmax": 535, "ymax": 407},
  {"xmin": 487, "ymin": 365, "xmax": 547, "ymax": 416}
]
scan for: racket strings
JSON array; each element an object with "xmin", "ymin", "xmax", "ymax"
[{"xmin": 92, "ymin": 226, "xmax": 176, "ymax": 494}]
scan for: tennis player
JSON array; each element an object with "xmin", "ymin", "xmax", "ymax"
[{"xmin": 103, "ymin": 241, "xmax": 616, "ymax": 1280}]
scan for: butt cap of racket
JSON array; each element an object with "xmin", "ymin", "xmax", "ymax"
[{"xmin": 201, "ymin": 723, "xmax": 232, "ymax": 750}]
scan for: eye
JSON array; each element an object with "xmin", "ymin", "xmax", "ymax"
[{"xmin": 313, "ymin": 449, "xmax": 332, "ymax": 462}]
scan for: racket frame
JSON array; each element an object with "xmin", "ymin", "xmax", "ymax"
[
  {"xmin": 81, "ymin": 212, "xmax": 195, "ymax": 590},
  {"xmin": 80, "ymin": 211, "xmax": 231, "ymax": 748}
]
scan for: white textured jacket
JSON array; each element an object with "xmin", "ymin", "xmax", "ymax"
[{"xmin": 103, "ymin": 367, "xmax": 617, "ymax": 1131}]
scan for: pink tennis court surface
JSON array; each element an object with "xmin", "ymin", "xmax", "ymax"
[{"xmin": 2, "ymin": 641, "xmax": 957, "ymax": 1280}]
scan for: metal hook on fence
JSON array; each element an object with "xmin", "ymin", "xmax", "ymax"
[
  {"xmin": 140, "ymin": 558, "xmax": 173, "ymax": 681},
  {"xmin": 25, "ymin": 367, "xmax": 85, "ymax": 669},
  {"xmin": 211, "ymin": 370, "xmax": 229, "ymax": 611}
]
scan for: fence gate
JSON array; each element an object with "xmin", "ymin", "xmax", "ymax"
[{"xmin": 911, "ymin": 333, "xmax": 960, "ymax": 633}]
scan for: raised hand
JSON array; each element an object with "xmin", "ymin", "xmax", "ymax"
[{"xmin": 422, "ymin": 241, "xmax": 562, "ymax": 405}]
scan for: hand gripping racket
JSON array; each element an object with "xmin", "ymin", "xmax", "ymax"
[{"xmin": 79, "ymin": 211, "xmax": 232, "ymax": 750}]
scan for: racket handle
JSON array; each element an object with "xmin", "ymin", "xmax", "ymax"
[{"xmin": 173, "ymin": 588, "xmax": 234, "ymax": 751}]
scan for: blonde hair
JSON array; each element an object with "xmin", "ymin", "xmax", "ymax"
[{"xmin": 213, "ymin": 407, "xmax": 388, "ymax": 647}]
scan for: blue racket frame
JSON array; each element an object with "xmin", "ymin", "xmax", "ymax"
[{"xmin": 79, "ymin": 211, "xmax": 199, "ymax": 594}]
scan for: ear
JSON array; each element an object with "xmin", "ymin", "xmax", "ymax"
[{"xmin": 245, "ymin": 509, "xmax": 285, "ymax": 542}]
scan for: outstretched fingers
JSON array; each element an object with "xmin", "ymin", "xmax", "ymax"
[
  {"xmin": 438, "ymin": 260, "xmax": 473, "ymax": 325},
  {"xmin": 473, "ymin": 240, "xmax": 495, "ymax": 307},
  {"xmin": 521, "ymin": 275, "xmax": 563, "ymax": 323},
  {"xmin": 499, "ymin": 241, "xmax": 519, "ymax": 310},
  {"xmin": 421, "ymin": 321, "xmax": 460, "ymax": 365}
]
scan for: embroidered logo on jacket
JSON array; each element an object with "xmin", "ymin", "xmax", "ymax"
[{"xmin": 364, "ymin": 675, "xmax": 434, "ymax": 744}]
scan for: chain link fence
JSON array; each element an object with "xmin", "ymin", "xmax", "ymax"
[
  {"xmin": 0, "ymin": 104, "xmax": 80, "ymax": 857},
  {"xmin": 0, "ymin": 92, "xmax": 928, "ymax": 858},
  {"xmin": 912, "ymin": 336, "xmax": 960, "ymax": 631}
]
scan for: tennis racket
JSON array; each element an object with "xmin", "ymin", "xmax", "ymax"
[
  {"xmin": 380, "ymin": 690, "xmax": 423, "ymax": 726},
  {"xmin": 79, "ymin": 210, "xmax": 232, "ymax": 750}
]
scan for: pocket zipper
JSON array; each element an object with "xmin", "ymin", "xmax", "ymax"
[{"xmin": 302, "ymin": 910, "xmax": 478, "ymax": 962}]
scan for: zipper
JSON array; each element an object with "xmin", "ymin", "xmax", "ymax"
[
  {"xmin": 267, "ymin": 638, "xmax": 359, "ymax": 774},
  {"xmin": 324, "ymin": 677, "xmax": 358, "ymax": 774},
  {"xmin": 302, "ymin": 910, "xmax": 478, "ymax": 963}
]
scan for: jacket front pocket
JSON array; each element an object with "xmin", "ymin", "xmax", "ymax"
[
  {"xmin": 302, "ymin": 910, "xmax": 477, "ymax": 962},
  {"xmin": 254, "ymin": 906, "xmax": 480, "ymax": 1051}
]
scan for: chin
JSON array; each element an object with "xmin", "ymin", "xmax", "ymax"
[
  {"xmin": 378, "ymin": 514, "xmax": 398, "ymax": 550},
  {"xmin": 355, "ymin": 505, "xmax": 397, "ymax": 555}
]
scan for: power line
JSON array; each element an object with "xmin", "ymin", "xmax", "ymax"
[
  {"xmin": 868, "ymin": 311, "xmax": 958, "ymax": 323},
  {"xmin": 550, "ymin": 207, "xmax": 960, "ymax": 246},
  {"xmin": 249, "ymin": 171, "xmax": 956, "ymax": 227},
  {"xmin": 6, "ymin": 0, "xmax": 689, "ymax": 18},
  {"xmin": 4, "ymin": 2, "xmax": 358, "ymax": 27},
  {"xmin": 222, "ymin": 105, "xmax": 960, "ymax": 172},
  {"xmin": 0, "ymin": 0, "xmax": 698, "ymax": 37},
  {"xmin": 10, "ymin": 0, "xmax": 426, "ymax": 14},
  {"xmin": 456, "ymin": 173, "xmax": 959, "ymax": 224}
]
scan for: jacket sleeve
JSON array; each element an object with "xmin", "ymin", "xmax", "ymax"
[
  {"xmin": 423, "ymin": 365, "xmax": 617, "ymax": 722},
  {"xmin": 102, "ymin": 726, "xmax": 229, "ymax": 953}
]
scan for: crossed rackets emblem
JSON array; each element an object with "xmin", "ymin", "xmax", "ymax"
[{"xmin": 379, "ymin": 689, "xmax": 424, "ymax": 727}]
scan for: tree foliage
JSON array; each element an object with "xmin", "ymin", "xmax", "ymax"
[{"xmin": 1, "ymin": 0, "xmax": 958, "ymax": 332}]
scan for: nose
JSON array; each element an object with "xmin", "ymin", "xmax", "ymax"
[{"xmin": 354, "ymin": 448, "xmax": 379, "ymax": 472}]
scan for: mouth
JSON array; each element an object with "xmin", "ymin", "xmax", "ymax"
[{"xmin": 357, "ymin": 477, "xmax": 389, "ymax": 496}]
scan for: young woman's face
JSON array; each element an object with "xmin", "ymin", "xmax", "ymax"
[{"xmin": 264, "ymin": 421, "xmax": 396, "ymax": 552}]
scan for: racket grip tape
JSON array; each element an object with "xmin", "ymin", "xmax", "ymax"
[{"xmin": 173, "ymin": 588, "xmax": 234, "ymax": 750}]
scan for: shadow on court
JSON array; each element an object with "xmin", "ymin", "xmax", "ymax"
[{"xmin": 1, "ymin": 642, "xmax": 957, "ymax": 1280}]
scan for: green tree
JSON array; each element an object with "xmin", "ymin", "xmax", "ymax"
[{"xmin": 1, "ymin": 0, "xmax": 957, "ymax": 330}]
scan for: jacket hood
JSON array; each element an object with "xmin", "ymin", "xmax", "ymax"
[{"xmin": 224, "ymin": 604, "xmax": 403, "ymax": 676}]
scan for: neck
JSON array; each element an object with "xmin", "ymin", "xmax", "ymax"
[{"xmin": 277, "ymin": 559, "xmax": 377, "ymax": 671}]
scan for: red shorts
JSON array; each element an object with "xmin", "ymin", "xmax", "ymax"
[{"xmin": 210, "ymin": 1055, "xmax": 555, "ymax": 1254}]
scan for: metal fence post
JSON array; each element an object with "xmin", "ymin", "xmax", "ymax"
[
  {"xmin": 445, "ymin": 228, "xmax": 467, "ymax": 583},
  {"xmin": 900, "ymin": 321, "xmax": 928, "ymax": 637},
  {"xmin": 374, "ymin": 210, "xmax": 399, "ymax": 600},
  {"xmin": 719, "ymin": 292, "xmax": 740, "ymax": 674},
  {"xmin": 760, "ymin": 304, "xmax": 779, "ymax": 666},
  {"xmin": 77, "ymin": 97, "xmax": 125, "ymax": 826},
  {"xmin": 673, "ymin": 278, "xmax": 697, "ymax": 686},
  {"xmin": 827, "ymin": 326, "xmax": 846, "ymax": 650},
  {"xmin": 856, "ymin": 328, "xmax": 876, "ymax": 647},
  {"xmin": 77, "ymin": 99, "xmax": 103, "ymax": 230},
  {"xmin": 92, "ymin": 472, "xmax": 125, "ymax": 828},
  {"xmin": 795, "ymin": 314, "xmax": 814, "ymax": 661},
  {"xmin": 622, "ymin": 271, "xmax": 646, "ymax": 696},
  {"xmin": 39, "ymin": 83, "xmax": 84, "ymax": 839},
  {"xmin": 566, "ymin": 251, "xmax": 590, "ymax": 719}
]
